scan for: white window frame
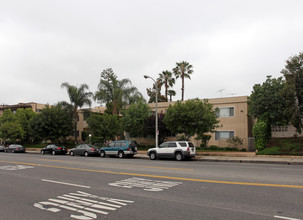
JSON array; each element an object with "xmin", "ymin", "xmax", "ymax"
[
  {"xmin": 215, "ymin": 131, "xmax": 234, "ymax": 140},
  {"xmin": 217, "ymin": 106, "xmax": 235, "ymax": 118}
]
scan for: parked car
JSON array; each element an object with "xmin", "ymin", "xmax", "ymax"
[
  {"xmin": 41, "ymin": 144, "xmax": 68, "ymax": 155},
  {"xmin": 147, "ymin": 141, "xmax": 196, "ymax": 161},
  {"xmin": 69, "ymin": 144, "xmax": 100, "ymax": 157},
  {"xmin": 5, "ymin": 144, "xmax": 25, "ymax": 153},
  {"xmin": 0, "ymin": 145, "xmax": 5, "ymax": 152},
  {"xmin": 99, "ymin": 140, "xmax": 138, "ymax": 158}
]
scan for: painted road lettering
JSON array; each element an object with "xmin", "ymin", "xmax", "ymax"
[
  {"xmin": 34, "ymin": 191, "xmax": 134, "ymax": 219},
  {"xmin": 109, "ymin": 177, "xmax": 182, "ymax": 191},
  {"xmin": 0, "ymin": 165, "xmax": 34, "ymax": 171}
]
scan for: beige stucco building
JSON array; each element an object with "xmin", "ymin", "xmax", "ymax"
[
  {"xmin": 147, "ymin": 96, "xmax": 255, "ymax": 150},
  {"xmin": 0, "ymin": 102, "xmax": 47, "ymax": 115}
]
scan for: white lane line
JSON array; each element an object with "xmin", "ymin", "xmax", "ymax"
[
  {"xmin": 41, "ymin": 179, "xmax": 91, "ymax": 189},
  {"xmin": 274, "ymin": 215, "xmax": 302, "ymax": 220}
]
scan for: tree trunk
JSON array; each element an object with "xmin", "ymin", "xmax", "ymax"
[{"xmin": 181, "ymin": 76, "xmax": 184, "ymax": 101}]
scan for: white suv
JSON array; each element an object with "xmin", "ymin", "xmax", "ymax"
[{"xmin": 147, "ymin": 141, "xmax": 196, "ymax": 161}]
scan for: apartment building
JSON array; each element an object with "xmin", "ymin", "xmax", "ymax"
[
  {"xmin": 0, "ymin": 102, "xmax": 47, "ymax": 115},
  {"xmin": 147, "ymin": 96, "xmax": 255, "ymax": 150}
]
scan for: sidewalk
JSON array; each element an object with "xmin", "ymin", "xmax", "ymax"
[
  {"xmin": 25, "ymin": 148, "xmax": 303, "ymax": 165},
  {"xmin": 136, "ymin": 151, "xmax": 303, "ymax": 165}
]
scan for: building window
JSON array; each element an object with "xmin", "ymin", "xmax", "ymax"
[
  {"xmin": 215, "ymin": 131, "xmax": 234, "ymax": 140},
  {"xmin": 217, "ymin": 107, "xmax": 234, "ymax": 117}
]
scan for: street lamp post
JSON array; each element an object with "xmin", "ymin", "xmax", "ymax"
[
  {"xmin": 89, "ymin": 134, "xmax": 92, "ymax": 145},
  {"xmin": 144, "ymin": 75, "xmax": 158, "ymax": 148}
]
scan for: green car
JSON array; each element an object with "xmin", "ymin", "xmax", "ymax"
[{"xmin": 99, "ymin": 140, "xmax": 138, "ymax": 158}]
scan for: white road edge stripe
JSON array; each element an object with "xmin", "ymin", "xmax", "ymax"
[
  {"xmin": 41, "ymin": 179, "xmax": 91, "ymax": 189},
  {"xmin": 274, "ymin": 215, "xmax": 301, "ymax": 220}
]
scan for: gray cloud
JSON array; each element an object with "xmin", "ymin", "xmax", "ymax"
[{"xmin": 0, "ymin": 0, "xmax": 303, "ymax": 105}]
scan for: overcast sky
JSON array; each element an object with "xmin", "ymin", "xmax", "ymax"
[{"xmin": 1, "ymin": 0, "xmax": 303, "ymax": 107}]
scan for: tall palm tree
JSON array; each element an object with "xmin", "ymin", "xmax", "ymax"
[
  {"xmin": 173, "ymin": 61, "xmax": 194, "ymax": 101},
  {"xmin": 158, "ymin": 70, "xmax": 175, "ymax": 101},
  {"xmin": 168, "ymin": 89, "xmax": 176, "ymax": 102},
  {"xmin": 61, "ymin": 82, "xmax": 93, "ymax": 142},
  {"xmin": 95, "ymin": 68, "xmax": 144, "ymax": 115}
]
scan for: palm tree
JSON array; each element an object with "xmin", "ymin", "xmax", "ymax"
[
  {"xmin": 95, "ymin": 68, "xmax": 144, "ymax": 115},
  {"xmin": 61, "ymin": 82, "xmax": 93, "ymax": 142},
  {"xmin": 168, "ymin": 90, "xmax": 176, "ymax": 102},
  {"xmin": 158, "ymin": 70, "xmax": 175, "ymax": 101},
  {"xmin": 173, "ymin": 61, "xmax": 194, "ymax": 101}
]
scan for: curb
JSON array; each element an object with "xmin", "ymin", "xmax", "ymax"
[
  {"xmin": 24, "ymin": 151, "xmax": 303, "ymax": 165},
  {"xmin": 134, "ymin": 155, "xmax": 303, "ymax": 165}
]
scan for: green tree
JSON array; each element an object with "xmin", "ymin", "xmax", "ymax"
[
  {"xmin": 95, "ymin": 68, "xmax": 144, "ymax": 115},
  {"xmin": 146, "ymin": 80, "xmax": 167, "ymax": 103},
  {"xmin": 0, "ymin": 109, "xmax": 15, "ymax": 124},
  {"xmin": 248, "ymin": 75, "xmax": 291, "ymax": 138},
  {"xmin": 159, "ymin": 70, "xmax": 175, "ymax": 101},
  {"xmin": 144, "ymin": 113, "xmax": 173, "ymax": 144},
  {"xmin": 122, "ymin": 100, "xmax": 151, "ymax": 137},
  {"xmin": 30, "ymin": 104, "xmax": 73, "ymax": 143},
  {"xmin": 173, "ymin": 61, "xmax": 194, "ymax": 101},
  {"xmin": 0, "ymin": 109, "xmax": 25, "ymax": 143},
  {"xmin": 163, "ymin": 99, "xmax": 219, "ymax": 140},
  {"xmin": 61, "ymin": 82, "xmax": 93, "ymax": 142},
  {"xmin": 281, "ymin": 52, "xmax": 303, "ymax": 133},
  {"xmin": 86, "ymin": 113, "xmax": 121, "ymax": 142},
  {"xmin": 0, "ymin": 121, "xmax": 24, "ymax": 143},
  {"xmin": 168, "ymin": 90, "xmax": 176, "ymax": 102},
  {"xmin": 15, "ymin": 108, "xmax": 35, "ymax": 143}
]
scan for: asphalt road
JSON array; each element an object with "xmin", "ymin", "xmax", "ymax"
[{"xmin": 0, "ymin": 153, "xmax": 303, "ymax": 220}]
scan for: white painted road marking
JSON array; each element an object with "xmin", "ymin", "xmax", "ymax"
[
  {"xmin": 109, "ymin": 177, "xmax": 182, "ymax": 191},
  {"xmin": 41, "ymin": 179, "xmax": 91, "ymax": 188},
  {"xmin": 274, "ymin": 215, "xmax": 302, "ymax": 220},
  {"xmin": 34, "ymin": 191, "xmax": 134, "ymax": 219},
  {"xmin": 0, "ymin": 165, "xmax": 34, "ymax": 170}
]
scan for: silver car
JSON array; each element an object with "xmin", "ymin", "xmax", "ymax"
[{"xmin": 147, "ymin": 141, "xmax": 196, "ymax": 161}]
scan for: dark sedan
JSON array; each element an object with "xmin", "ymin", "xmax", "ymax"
[
  {"xmin": 41, "ymin": 144, "xmax": 68, "ymax": 155},
  {"xmin": 69, "ymin": 144, "xmax": 99, "ymax": 157},
  {"xmin": 0, "ymin": 145, "xmax": 5, "ymax": 152},
  {"xmin": 5, "ymin": 144, "xmax": 25, "ymax": 153}
]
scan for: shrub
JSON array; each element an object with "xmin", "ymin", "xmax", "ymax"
[
  {"xmin": 226, "ymin": 136, "xmax": 243, "ymax": 148},
  {"xmin": 253, "ymin": 121, "xmax": 270, "ymax": 151},
  {"xmin": 257, "ymin": 147, "xmax": 280, "ymax": 155}
]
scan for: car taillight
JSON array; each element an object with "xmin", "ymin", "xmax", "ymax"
[
  {"xmin": 127, "ymin": 147, "xmax": 130, "ymax": 151},
  {"xmin": 16, "ymin": 148, "xmax": 19, "ymax": 150},
  {"xmin": 57, "ymin": 147, "xmax": 62, "ymax": 150},
  {"xmin": 91, "ymin": 148, "xmax": 95, "ymax": 151},
  {"xmin": 187, "ymin": 147, "xmax": 190, "ymax": 151}
]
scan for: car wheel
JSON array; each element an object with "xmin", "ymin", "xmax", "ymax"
[
  {"xmin": 149, "ymin": 152, "xmax": 157, "ymax": 160},
  {"xmin": 84, "ymin": 151, "xmax": 88, "ymax": 157},
  {"xmin": 100, "ymin": 151, "xmax": 106, "ymax": 158},
  {"xmin": 52, "ymin": 150, "xmax": 56, "ymax": 155},
  {"xmin": 175, "ymin": 152, "xmax": 184, "ymax": 161},
  {"xmin": 118, "ymin": 151, "xmax": 124, "ymax": 158},
  {"xmin": 70, "ymin": 151, "xmax": 74, "ymax": 156},
  {"xmin": 41, "ymin": 151, "xmax": 45, "ymax": 155}
]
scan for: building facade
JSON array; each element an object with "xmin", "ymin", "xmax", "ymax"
[{"xmin": 147, "ymin": 96, "xmax": 255, "ymax": 150}]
